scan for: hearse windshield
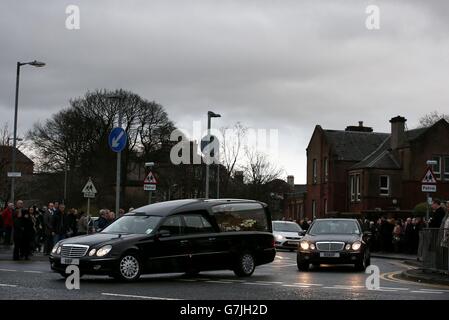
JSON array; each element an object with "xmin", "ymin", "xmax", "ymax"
[
  {"xmin": 102, "ymin": 215, "xmax": 161, "ymax": 234},
  {"xmin": 308, "ymin": 220, "xmax": 360, "ymax": 235},
  {"xmin": 273, "ymin": 222, "xmax": 302, "ymax": 233}
]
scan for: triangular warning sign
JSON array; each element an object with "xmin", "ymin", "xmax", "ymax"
[
  {"xmin": 422, "ymin": 168, "xmax": 437, "ymax": 184},
  {"xmin": 82, "ymin": 179, "xmax": 98, "ymax": 194},
  {"xmin": 144, "ymin": 171, "xmax": 157, "ymax": 184}
]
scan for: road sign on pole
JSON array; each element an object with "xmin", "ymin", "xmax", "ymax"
[
  {"xmin": 82, "ymin": 178, "xmax": 97, "ymax": 198},
  {"xmin": 422, "ymin": 168, "xmax": 437, "ymax": 184},
  {"xmin": 108, "ymin": 127, "xmax": 127, "ymax": 153},
  {"xmin": 7, "ymin": 172, "xmax": 21, "ymax": 178}
]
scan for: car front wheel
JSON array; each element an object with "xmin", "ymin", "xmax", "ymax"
[
  {"xmin": 234, "ymin": 252, "xmax": 256, "ymax": 277},
  {"xmin": 355, "ymin": 251, "xmax": 370, "ymax": 271},
  {"xmin": 297, "ymin": 255, "xmax": 310, "ymax": 271},
  {"xmin": 115, "ymin": 254, "xmax": 142, "ymax": 281}
]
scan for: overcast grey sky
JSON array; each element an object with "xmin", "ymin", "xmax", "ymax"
[{"xmin": 1, "ymin": 0, "xmax": 449, "ymax": 183}]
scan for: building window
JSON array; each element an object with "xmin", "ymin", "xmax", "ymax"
[
  {"xmin": 312, "ymin": 200, "xmax": 316, "ymax": 218},
  {"xmin": 324, "ymin": 199, "xmax": 327, "ymax": 214},
  {"xmin": 350, "ymin": 174, "xmax": 361, "ymax": 203},
  {"xmin": 445, "ymin": 156, "xmax": 449, "ymax": 181},
  {"xmin": 312, "ymin": 159, "xmax": 317, "ymax": 184},
  {"xmin": 432, "ymin": 156, "xmax": 441, "ymax": 180},
  {"xmin": 379, "ymin": 175, "xmax": 390, "ymax": 196},
  {"xmin": 356, "ymin": 174, "xmax": 361, "ymax": 202},
  {"xmin": 324, "ymin": 157, "xmax": 329, "ymax": 182}
]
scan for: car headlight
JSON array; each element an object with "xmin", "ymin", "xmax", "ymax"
[
  {"xmin": 88, "ymin": 248, "xmax": 96, "ymax": 256},
  {"xmin": 57, "ymin": 246, "xmax": 62, "ymax": 254},
  {"xmin": 300, "ymin": 241, "xmax": 309, "ymax": 250},
  {"xmin": 345, "ymin": 244, "xmax": 351, "ymax": 250},
  {"xmin": 51, "ymin": 244, "xmax": 59, "ymax": 254},
  {"xmin": 352, "ymin": 241, "xmax": 362, "ymax": 251},
  {"xmin": 275, "ymin": 234, "xmax": 284, "ymax": 241},
  {"xmin": 309, "ymin": 243, "xmax": 316, "ymax": 250},
  {"xmin": 96, "ymin": 245, "xmax": 112, "ymax": 257}
]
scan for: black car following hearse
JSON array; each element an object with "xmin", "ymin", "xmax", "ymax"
[
  {"xmin": 297, "ymin": 218, "xmax": 371, "ymax": 271},
  {"xmin": 50, "ymin": 199, "xmax": 276, "ymax": 281}
]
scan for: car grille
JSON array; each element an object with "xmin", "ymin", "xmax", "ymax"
[
  {"xmin": 286, "ymin": 237, "xmax": 301, "ymax": 240},
  {"xmin": 61, "ymin": 244, "xmax": 89, "ymax": 258},
  {"xmin": 316, "ymin": 242, "xmax": 345, "ymax": 251}
]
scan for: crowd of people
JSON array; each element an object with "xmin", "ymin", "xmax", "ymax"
[
  {"xmin": 295, "ymin": 199, "xmax": 448, "ymax": 254},
  {"xmin": 0, "ymin": 200, "xmax": 129, "ymax": 260}
]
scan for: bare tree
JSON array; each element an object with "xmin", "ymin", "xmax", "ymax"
[
  {"xmin": 242, "ymin": 148, "xmax": 283, "ymax": 185},
  {"xmin": 220, "ymin": 122, "xmax": 247, "ymax": 194},
  {"xmin": 0, "ymin": 122, "xmax": 10, "ymax": 146},
  {"xmin": 418, "ymin": 111, "xmax": 449, "ymax": 128}
]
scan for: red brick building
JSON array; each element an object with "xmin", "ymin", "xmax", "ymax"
[{"xmin": 305, "ymin": 117, "xmax": 449, "ymax": 218}]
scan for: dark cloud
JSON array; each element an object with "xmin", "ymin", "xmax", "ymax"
[{"xmin": 1, "ymin": 0, "xmax": 449, "ymax": 182}]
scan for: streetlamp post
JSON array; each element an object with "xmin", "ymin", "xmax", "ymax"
[
  {"xmin": 10, "ymin": 60, "xmax": 45, "ymax": 204},
  {"xmin": 205, "ymin": 111, "xmax": 221, "ymax": 199}
]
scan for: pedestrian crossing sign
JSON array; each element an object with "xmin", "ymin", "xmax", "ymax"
[
  {"xmin": 82, "ymin": 178, "xmax": 97, "ymax": 198},
  {"xmin": 421, "ymin": 168, "xmax": 437, "ymax": 184},
  {"xmin": 144, "ymin": 171, "xmax": 157, "ymax": 185}
]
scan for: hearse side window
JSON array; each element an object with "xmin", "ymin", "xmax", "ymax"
[
  {"xmin": 158, "ymin": 216, "xmax": 182, "ymax": 236},
  {"xmin": 183, "ymin": 214, "xmax": 215, "ymax": 234},
  {"xmin": 212, "ymin": 203, "xmax": 268, "ymax": 232}
]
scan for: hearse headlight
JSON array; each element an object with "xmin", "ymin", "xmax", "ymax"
[
  {"xmin": 345, "ymin": 244, "xmax": 351, "ymax": 250},
  {"xmin": 352, "ymin": 241, "xmax": 362, "ymax": 251},
  {"xmin": 309, "ymin": 243, "xmax": 316, "ymax": 250},
  {"xmin": 275, "ymin": 234, "xmax": 284, "ymax": 240},
  {"xmin": 88, "ymin": 248, "xmax": 97, "ymax": 256},
  {"xmin": 96, "ymin": 245, "xmax": 112, "ymax": 257},
  {"xmin": 300, "ymin": 241, "xmax": 310, "ymax": 250},
  {"xmin": 56, "ymin": 246, "xmax": 62, "ymax": 254}
]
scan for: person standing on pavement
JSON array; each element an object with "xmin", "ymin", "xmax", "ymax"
[
  {"xmin": 97, "ymin": 209, "xmax": 109, "ymax": 231},
  {"xmin": 42, "ymin": 203, "xmax": 54, "ymax": 254},
  {"xmin": 1, "ymin": 203, "xmax": 14, "ymax": 245},
  {"xmin": 66, "ymin": 208, "xmax": 78, "ymax": 237},
  {"xmin": 51, "ymin": 204, "xmax": 68, "ymax": 243},
  {"xmin": 12, "ymin": 209, "xmax": 24, "ymax": 260},
  {"xmin": 429, "ymin": 199, "xmax": 446, "ymax": 228},
  {"xmin": 77, "ymin": 211, "xmax": 88, "ymax": 236},
  {"xmin": 21, "ymin": 209, "xmax": 34, "ymax": 260}
]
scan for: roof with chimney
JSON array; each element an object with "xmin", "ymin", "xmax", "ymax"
[{"xmin": 319, "ymin": 118, "xmax": 449, "ymax": 170}]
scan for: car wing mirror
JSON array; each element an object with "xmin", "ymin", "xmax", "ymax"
[{"xmin": 156, "ymin": 230, "xmax": 171, "ymax": 239}]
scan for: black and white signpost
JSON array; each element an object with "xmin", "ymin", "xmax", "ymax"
[
  {"xmin": 82, "ymin": 178, "xmax": 97, "ymax": 234},
  {"xmin": 422, "ymin": 163, "xmax": 437, "ymax": 227}
]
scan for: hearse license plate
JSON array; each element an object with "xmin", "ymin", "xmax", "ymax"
[
  {"xmin": 320, "ymin": 252, "xmax": 340, "ymax": 258},
  {"xmin": 61, "ymin": 258, "xmax": 79, "ymax": 265}
]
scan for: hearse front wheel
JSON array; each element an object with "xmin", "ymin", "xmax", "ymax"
[
  {"xmin": 234, "ymin": 252, "xmax": 256, "ymax": 277},
  {"xmin": 115, "ymin": 254, "xmax": 142, "ymax": 281}
]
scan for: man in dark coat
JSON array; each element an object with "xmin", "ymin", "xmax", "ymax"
[
  {"xmin": 429, "ymin": 199, "xmax": 446, "ymax": 228},
  {"xmin": 51, "ymin": 204, "xmax": 69, "ymax": 244},
  {"xmin": 42, "ymin": 203, "xmax": 54, "ymax": 254},
  {"xmin": 12, "ymin": 210, "xmax": 24, "ymax": 260}
]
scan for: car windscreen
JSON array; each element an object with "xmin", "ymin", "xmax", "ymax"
[
  {"xmin": 273, "ymin": 222, "xmax": 302, "ymax": 232},
  {"xmin": 308, "ymin": 220, "xmax": 360, "ymax": 235},
  {"xmin": 102, "ymin": 215, "xmax": 161, "ymax": 234}
]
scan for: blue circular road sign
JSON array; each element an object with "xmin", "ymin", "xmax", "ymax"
[{"xmin": 108, "ymin": 127, "xmax": 127, "ymax": 153}]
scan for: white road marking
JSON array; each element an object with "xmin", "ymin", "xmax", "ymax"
[
  {"xmin": 411, "ymin": 290, "xmax": 443, "ymax": 294},
  {"xmin": 102, "ymin": 293, "xmax": 181, "ymax": 300},
  {"xmin": 177, "ymin": 279, "xmax": 197, "ymax": 282},
  {"xmin": 255, "ymin": 281, "xmax": 283, "ymax": 284},
  {"xmin": 243, "ymin": 282, "xmax": 271, "ymax": 286},
  {"xmin": 282, "ymin": 284, "xmax": 310, "ymax": 288},
  {"xmin": 0, "ymin": 269, "xmax": 17, "ymax": 272},
  {"xmin": 379, "ymin": 287, "xmax": 409, "ymax": 291},
  {"xmin": 272, "ymin": 263, "xmax": 297, "ymax": 267},
  {"xmin": 419, "ymin": 288, "xmax": 449, "ymax": 293},
  {"xmin": 206, "ymin": 280, "xmax": 234, "ymax": 284},
  {"xmin": 294, "ymin": 283, "xmax": 322, "ymax": 286},
  {"xmin": 218, "ymin": 279, "xmax": 245, "ymax": 283},
  {"xmin": 0, "ymin": 284, "xmax": 17, "ymax": 287},
  {"xmin": 24, "ymin": 271, "xmax": 43, "ymax": 274}
]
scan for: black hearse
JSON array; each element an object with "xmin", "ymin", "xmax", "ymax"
[{"xmin": 50, "ymin": 199, "xmax": 276, "ymax": 281}]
